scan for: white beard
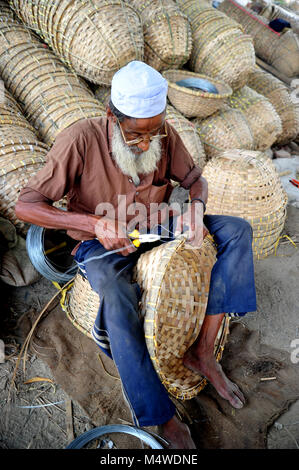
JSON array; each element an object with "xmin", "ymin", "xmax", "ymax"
[{"xmin": 111, "ymin": 123, "xmax": 162, "ymax": 186}]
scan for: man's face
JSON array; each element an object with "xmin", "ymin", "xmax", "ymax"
[{"xmin": 108, "ymin": 108, "xmax": 166, "ymax": 155}]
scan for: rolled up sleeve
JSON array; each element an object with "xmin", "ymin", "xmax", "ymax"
[
  {"xmin": 19, "ymin": 128, "xmax": 85, "ymax": 202},
  {"xmin": 167, "ymin": 122, "xmax": 202, "ymax": 189}
]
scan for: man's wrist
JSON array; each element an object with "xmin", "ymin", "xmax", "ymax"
[{"xmin": 190, "ymin": 197, "xmax": 206, "ymax": 214}]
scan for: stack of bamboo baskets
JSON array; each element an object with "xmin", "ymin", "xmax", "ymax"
[
  {"xmin": 0, "ymin": 5, "xmax": 106, "ymax": 146},
  {"xmin": 219, "ymin": 0, "xmax": 299, "ymax": 78},
  {"xmin": 131, "ymin": 0, "xmax": 193, "ymax": 71},
  {"xmin": 0, "ymin": 86, "xmax": 48, "ymax": 233},
  {"xmin": 176, "ymin": 0, "xmax": 256, "ymax": 90},
  {"xmin": 8, "ymin": 0, "xmax": 145, "ymax": 85},
  {"xmin": 202, "ymin": 150, "xmax": 288, "ymax": 259}
]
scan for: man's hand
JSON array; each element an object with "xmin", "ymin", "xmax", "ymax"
[
  {"xmin": 94, "ymin": 216, "xmax": 136, "ymax": 256},
  {"xmin": 174, "ymin": 201, "xmax": 208, "ymax": 248}
]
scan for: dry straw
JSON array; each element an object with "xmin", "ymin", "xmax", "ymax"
[
  {"xmin": 219, "ymin": 0, "xmax": 299, "ymax": 78},
  {"xmin": 166, "ymin": 104, "xmax": 206, "ymax": 168},
  {"xmin": 8, "ymin": 0, "xmax": 144, "ymax": 85},
  {"xmin": 162, "ymin": 69, "xmax": 232, "ymax": 118},
  {"xmin": 65, "ymin": 236, "xmax": 230, "ymax": 400},
  {"xmin": 194, "ymin": 106, "xmax": 254, "ymax": 159},
  {"xmin": 202, "ymin": 149, "xmax": 288, "ymax": 259},
  {"xmin": 176, "ymin": 1, "xmax": 255, "ymax": 90},
  {"xmin": 0, "ymin": 6, "xmax": 106, "ymax": 145},
  {"xmin": 227, "ymin": 86, "xmax": 282, "ymax": 151},
  {"xmin": 247, "ymin": 67, "xmax": 299, "ymax": 145},
  {"xmin": 131, "ymin": 0, "xmax": 192, "ymax": 71}
]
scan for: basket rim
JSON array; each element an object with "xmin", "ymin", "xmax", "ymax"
[{"xmin": 162, "ymin": 69, "xmax": 232, "ymax": 99}]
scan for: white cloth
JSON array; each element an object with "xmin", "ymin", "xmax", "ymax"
[{"xmin": 111, "ymin": 61, "xmax": 168, "ymax": 118}]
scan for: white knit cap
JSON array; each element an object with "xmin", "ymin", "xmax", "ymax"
[{"xmin": 111, "ymin": 61, "xmax": 168, "ymax": 118}]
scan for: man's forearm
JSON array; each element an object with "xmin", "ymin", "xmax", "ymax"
[
  {"xmin": 189, "ymin": 175, "xmax": 208, "ymax": 205},
  {"xmin": 15, "ymin": 200, "xmax": 99, "ymax": 235}
]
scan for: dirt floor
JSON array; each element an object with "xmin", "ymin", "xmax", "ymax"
[{"xmin": 0, "ymin": 202, "xmax": 298, "ymax": 450}]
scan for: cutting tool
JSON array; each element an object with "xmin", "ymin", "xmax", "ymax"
[{"xmin": 128, "ymin": 229, "xmax": 161, "ymax": 247}]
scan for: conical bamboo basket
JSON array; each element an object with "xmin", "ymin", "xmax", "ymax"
[
  {"xmin": 202, "ymin": 149, "xmax": 288, "ymax": 259},
  {"xmin": 65, "ymin": 237, "xmax": 230, "ymax": 400},
  {"xmin": 131, "ymin": 0, "xmax": 192, "ymax": 71},
  {"xmin": 227, "ymin": 86, "xmax": 282, "ymax": 151},
  {"xmin": 194, "ymin": 107, "xmax": 254, "ymax": 159},
  {"xmin": 0, "ymin": 6, "xmax": 106, "ymax": 145},
  {"xmin": 247, "ymin": 67, "xmax": 299, "ymax": 145},
  {"xmin": 219, "ymin": 0, "xmax": 299, "ymax": 78},
  {"xmin": 8, "ymin": 0, "xmax": 144, "ymax": 85}
]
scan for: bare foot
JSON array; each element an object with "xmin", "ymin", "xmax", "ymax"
[
  {"xmin": 183, "ymin": 350, "xmax": 245, "ymax": 409},
  {"xmin": 158, "ymin": 415, "xmax": 196, "ymax": 449}
]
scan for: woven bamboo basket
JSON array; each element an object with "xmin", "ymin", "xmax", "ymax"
[
  {"xmin": 227, "ymin": 86, "xmax": 282, "ymax": 151},
  {"xmin": 202, "ymin": 149, "xmax": 288, "ymax": 259},
  {"xmin": 65, "ymin": 236, "xmax": 230, "ymax": 400},
  {"xmin": 94, "ymin": 86, "xmax": 112, "ymax": 108},
  {"xmin": 219, "ymin": 0, "xmax": 299, "ymax": 78},
  {"xmin": 0, "ymin": 8, "xmax": 106, "ymax": 145},
  {"xmin": 247, "ymin": 67, "xmax": 299, "ymax": 144},
  {"xmin": 166, "ymin": 104, "xmax": 206, "ymax": 168},
  {"xmin": 131, "ymin": 0, "xmax": 192, "ymax": 71},
  {"xmin": 176, "ymin": 4, "xmax": 255, "ymax": 90},
  {"xmin": 0, "ymin": 87, "xmax": 49, "ymax": 233},
  {"xmin": 194, "ymin": 107, "xmax": 254, "ymax": 159},
  {"xmin": 8, "ymin": 0, "xmax": 144, "ymax": 85},
  {"xmin": 162, "ymin": 69, "xmax": 232, "ymax": 118}
]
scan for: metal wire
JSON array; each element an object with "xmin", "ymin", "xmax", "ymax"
[
  {"xmin": 26, "ymin": 224, "xmax": 78, "ymax": 283},
  {"xmin": 65, "ymin": 424, "xmax": 164, "ymax": 449}
]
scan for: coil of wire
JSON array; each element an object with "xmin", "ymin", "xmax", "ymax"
[{"xmin": 26, "ymin": 224, "xmax": 78, "ymax": 283}]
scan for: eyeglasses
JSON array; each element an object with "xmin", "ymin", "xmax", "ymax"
[{"xmin": 117, "ymin": 119, "xmax": 167, "ymax": 146}]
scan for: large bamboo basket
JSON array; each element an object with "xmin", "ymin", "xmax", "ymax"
[
  {"xmin": 194, "ymin": 107, "xmax": 254, "ymax": 159},
  {"xmin": 0, "ymin": 6, "xmax": 106, "ymax": 145},
  {"xmin": 247, "ymin": 67, "xmax": 299, "ymax": 144},
  {"xmin": 131, "ymin": 0, "xmax": 192, "ymax": 71},
  {"xmin": 0, "ymin": 87, "xmax": 48, "ymax": 233},
  {"xmin": 176, "ymin": 3, "xmax": 256, "ymax": 90},
  {"xmin": 65, "ymin": 237, "xmax": 230, "ymax": 400},
  {"xmin": 202, "ymin": 150, "xmax": 288, "ymax": 259},
  {"xmin": 166, "ymin": 104, "xmax": 206, "ymax": 168},
  {"xmin": 162, "ymin": 69, "xmax": 232, "ymax": 118},
  {"xmin": 219, "ymin": 0, "xmax": 299, "ymax": 78},
  {"xmin": 227, "ymin": 86, "xmax": 282, "ymax": 151},
  {"xmin": 8, "ymin": 0, "xmax": 144, "ymax": 85}
]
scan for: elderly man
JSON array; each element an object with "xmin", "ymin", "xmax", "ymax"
[{"xmin": 15, "ymin": 61, "xmax": 256, "ymax": 449}]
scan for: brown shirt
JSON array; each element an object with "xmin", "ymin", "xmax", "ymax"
[{"xmin": 19, "ymin": 116, "xmax": 202, "ymax": 241}]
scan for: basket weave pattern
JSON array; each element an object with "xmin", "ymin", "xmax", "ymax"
[
  {"xmin": 219, "ymin": 0, "xmax": 299, "ymax": 78},
  {"xmin": 163, "ymin": 69, "xmax": 232, "ymax": 118},
  {"xmin": 247, "ymin": 67, "xmax": 299, "ymax": 145},
  {"xmin": 65, "ymin": 237, "xmax": 230, "ymax": 400},
  {"xmin": 8, "ymin": 0, "xmax": 144, "ymax": 84},
  {"xmin": 0, "ymin": 88, "xmax": 48, "ymax": 233},
  {"xmin": 176, "ymin": 2, "xmax": 256, "ymax": 90},
  {"xmin": 166, "ymin": 104, "xmax": 206, "ymax": 168},
  {"xmin": 131, "ymin": 0, "xmax": 192, "ymax": 71},
  {"xmin": 0, "ymin": 6, "xmax": 106, "ymax": 145},
  {"xmin": 227, "ymin": 86, "xmax": 282, "ymax": 151},
  {"xmin": 194, "ymin": 107, "xmax": 254, "ymax": 159},
  {"xmin": 202, "ymin": 150, "xmax": 288, "ymax": 259}
]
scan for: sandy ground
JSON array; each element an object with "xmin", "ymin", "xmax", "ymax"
[{"xmin": 0, "ymin": 202, "xmax": 298, "ymax": 450}]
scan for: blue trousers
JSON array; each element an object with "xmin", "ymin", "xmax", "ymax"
[{"xmin": 74, "ymin": 215, "xmax": 256, "ymax": 426}]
